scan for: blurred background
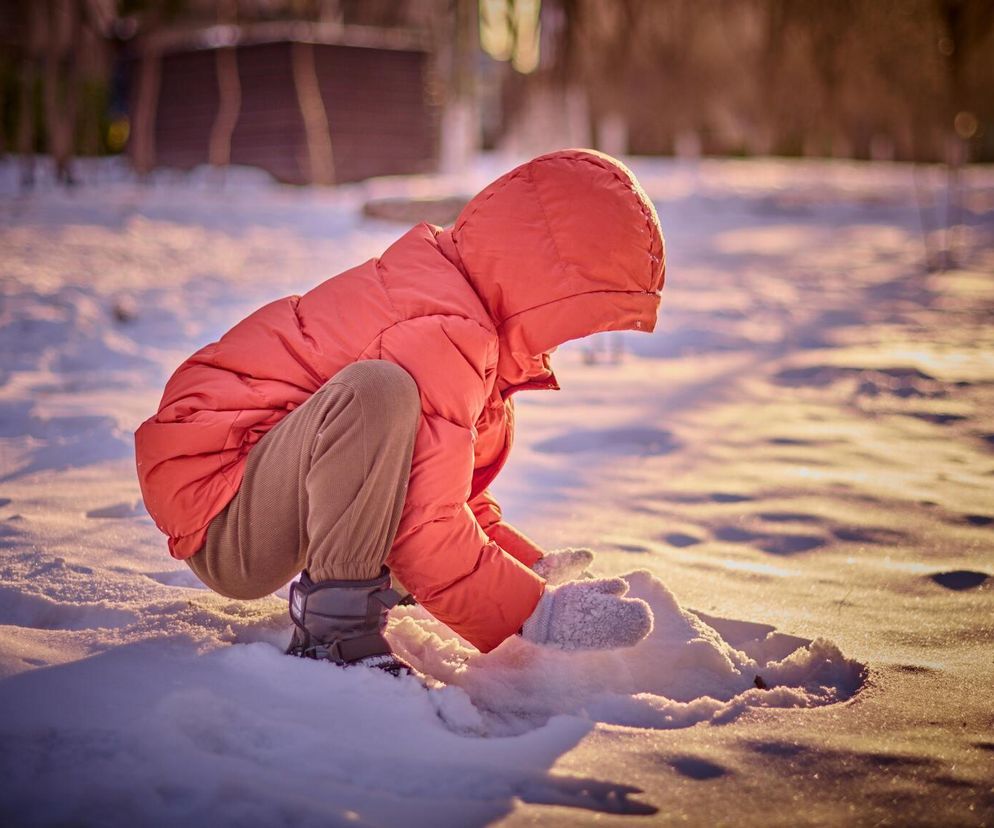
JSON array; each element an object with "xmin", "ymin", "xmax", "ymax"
[
  {"xmin": 0, "ymin": 0, "xmax": 992, "ymax": 190},
  {"xmin": 0, "ymin": 6, "xmax": 993, "ymax": 819}
]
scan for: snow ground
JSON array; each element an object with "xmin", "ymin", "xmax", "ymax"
[{"xmin": 0, "ymin": 154, "xmax": 992, "ymax": 826}]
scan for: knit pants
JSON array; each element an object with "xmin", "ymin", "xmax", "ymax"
[{"xmin": 185, "ymin": 360, "xmax": 421, "ymax": 598}]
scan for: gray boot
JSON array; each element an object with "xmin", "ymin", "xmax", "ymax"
[{"xmin": 285, "ymin": 566, "xmax": 412, "ymax": 676}]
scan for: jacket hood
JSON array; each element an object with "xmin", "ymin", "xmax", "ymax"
[{"xmin": 436, "ymin": 148, "xmax": 665, "ymax": 390}]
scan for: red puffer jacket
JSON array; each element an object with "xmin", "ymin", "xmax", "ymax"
[{"xmin": 135, "ymin": 148, "xmax": 665, "ymax": 652}]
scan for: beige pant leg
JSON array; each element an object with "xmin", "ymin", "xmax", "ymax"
[{"xmin": 185, "ymin": 360, "xmax": 420, "ymax": 599}]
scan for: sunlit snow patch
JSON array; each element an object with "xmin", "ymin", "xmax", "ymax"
[{"xmin": 389, "ymin": 569, "xmax": 867, "ymax": 736}]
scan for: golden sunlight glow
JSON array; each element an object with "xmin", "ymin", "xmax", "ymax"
[
  {"xmin": 480, "ymin": 0, "xmax": 541, "ymax": 74},
  {"xmin": 107, "ymin": 118, "xmax": 130, "ymax": 152},
  {"xmin": 954, "ymin": 111, "xmax": 979, "ymax": 140},
  {"xmin": 510, "ymin": 0, "xmax": 541, "ymax": 74},
  {"xmin": 480, "ymin": 0, "xmax": 513, "ymax": 61}
]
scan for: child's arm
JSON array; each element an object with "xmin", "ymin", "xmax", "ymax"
[
  {"xmin": 468, "ymin": 490, "xmax": 596, "ymax": 583},
  {"xmin": 377, "ymin": 316, "xmax": 545, "ymax": 652},
  {"xmin": 467, "ymin": 488, "xmax": 544, "ymax": 568}
]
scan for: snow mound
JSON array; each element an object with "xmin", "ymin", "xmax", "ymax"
[
  {"xmin": 0, "ymin": 568, "xmax": 865, "ymax": 827},
  {"xmin": 391, "ymin": 569, "xmax": 867, "ymax": 736}
]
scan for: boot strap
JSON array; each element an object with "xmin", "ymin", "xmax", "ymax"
[{"xmin": 313, "ymin": 632, "xmax": 392, "ymax": 664}]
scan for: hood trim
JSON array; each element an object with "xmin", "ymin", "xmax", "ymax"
[{"xmin": 496, "ymin": 287, "xmax": 661, "ymax": 387}]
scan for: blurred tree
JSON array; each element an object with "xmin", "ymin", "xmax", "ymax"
[
  {"xmin": 1, "ymin": 0, "xmax": 117, "ymax": 185},
  {"xmin": 932, "ymin": 0, "xmax": 994, "ymax": 267},
  {"xmin": 42, "ymin": 0, "xmax": 82, "ymax": 183},
  {"xmin": 2, "ymin": 0, "xmax": 991, "ymax": 180},
  {"xmin": 497, "ymin": 0, "xmax": 993, "ymax": 164},
  {"xmin": 207, "ymin": 0, "xmax": 241, "ymax": 173},
  {"xmin": 15, "ymin": 1, "xmax": 45, "ymax": 186}
]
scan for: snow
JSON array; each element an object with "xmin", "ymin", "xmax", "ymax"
[{"xmin": 1, "ymin": 154, "xmax": 993, "ymax": 826}]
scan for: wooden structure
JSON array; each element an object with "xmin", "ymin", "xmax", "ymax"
[{"xmin": 127, "ymin": 22, "xmax": 440, "ymax": 184}]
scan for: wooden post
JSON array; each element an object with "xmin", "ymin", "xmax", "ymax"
[
  {"xmin": 291, "ymin": 41, "xmax": 335, "ymax": 185},
  {"xmin": 209, "ymin": 46, "xmax": 241, "ymax": 168},
  {"xmin": 43, "ymin": 0, "xmax": 81, "ymax": 183},
  {"xmin": 131, "ymin": 43, "xmax": 161, "ymax": 176},
  {"xmin": 17, "ymin": 0, "xmax": 46, "ymax": 187}
]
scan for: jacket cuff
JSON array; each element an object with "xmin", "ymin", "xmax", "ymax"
[
  {"xmin": 418, "ymin": 542, "xmax": 546, "ymax": 653},
  {"xmin": 521, "ymin": 589, "xmax": 555, "ymax": 644}
]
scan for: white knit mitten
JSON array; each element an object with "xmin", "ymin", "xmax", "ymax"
[
  {"xmin": 521, "ymin": 577, "xmax": 653, "ymax": 650},
  {"xmin": 532, "ymin": 548, "xmax": 595, "ymax": 586}
]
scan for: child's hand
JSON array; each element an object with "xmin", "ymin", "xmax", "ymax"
[
  {"xmin": 532, "ymin": 547, "xmax": 595, "ymax": 585},
  {"xmin": 521, "ymin": 577, "xmax": 653, "ymax": 650}
]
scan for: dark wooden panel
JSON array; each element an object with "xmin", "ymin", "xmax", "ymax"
[
  {"xmin": 314, "ymin": 45, "xmax": 438, "ymax": 182},
  {"xmin": 139, "ymin": 38, "xmax": 439, "ymax": 184},
  {"xmin": 229, "ymin": 42, "xmax": 309, "ymax": 184},
  {"xmin": 154, "ymin": 49, "xmax": 218, "ymax": 169}
]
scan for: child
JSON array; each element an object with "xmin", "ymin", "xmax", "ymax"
[{"xmin": 135, "ymin": 148, "xmax": 666, "ymax": 675}]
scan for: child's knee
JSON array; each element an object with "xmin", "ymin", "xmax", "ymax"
[{"xmin": 332, "ymin": 360, "xmax": 421, "ymax": 435}]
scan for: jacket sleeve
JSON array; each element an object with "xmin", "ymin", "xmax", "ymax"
[
  {"xmin": 468, "ymin": 488, "xmax": 545, "ymax": 568},
  {"xmin": 377, "ymin": 315, "xmax": 545, "ymax": 652}
]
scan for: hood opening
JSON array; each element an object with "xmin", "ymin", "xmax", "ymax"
[{"xmin": 436, "ymin": 149, "xmax": 666, "ymax": 390}]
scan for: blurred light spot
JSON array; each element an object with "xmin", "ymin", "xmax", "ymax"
[
  {"xmin": 107, "ymin": 118, "xmax": 130, "ymax": 152},
  {"xmin": 480, "ymin": 0, "xmax": 513, "ymax": 61},
  {"xmin": 511, "ymin": 0, "xmax": 541, "ymax": 74},
  {"xmin": 954, "ymin": 111, "xmax": 978, "ymax": 140},
  {"xmin": 480, "ymin": 0, "xmax": 541, "ymax": 75}
]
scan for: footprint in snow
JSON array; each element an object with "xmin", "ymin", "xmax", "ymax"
[
  {"xmin": 714, "ymin": 525, "xmax": 763, "ymax": 543},
  {"xmin": 757, "ymin": 534, "xmax": 826, "ymax": 555},
  {"xmin": 662, "ymin": 532, "xmax": 701, "ymax": 548},
  {"xmin": 668, "ymin": 756, "xmax": 729, "ymax": 781},
  {"xmin": 614, "ymin": 542, "xmax": 651, "ymax": 553},
  {"xmin": 712, "ymin": 524, "xmax": 827, "ymax": 555},
  {"xmin": 908, "ymin": 412, "xmax": 967, "ymax": 425},
  {"xmin": 929, "ymin": 570, "xmax": 989, "ymax": 591},
  {"xmin": 831, "ymin": 526, "xmax": 905, "ymax": 544},
  {"xmin": 768, "ymin": 437, "xmax": 816, "ymax": 446},
  {"xmin": 533, "ymin": 426, "xmax": 679, "ymax": 456},
  {"xmin": 772, "ymin": 364, "xmax": 947, "ymax": 399},
  {"xmin": 758, "ymin": 511, "xmax": 822, "ymax": 523},
  {"xmin": 658, "ymin": 492, "xmax": 755, "ymax": 505},
  {"xmin": 709, "ymin": 492, "xmax": 754, "ymax": 504}
]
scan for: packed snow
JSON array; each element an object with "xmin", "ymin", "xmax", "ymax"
[{"xmin": 0, "ymin": 154, "xmax": 992, "ymax": 826}]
